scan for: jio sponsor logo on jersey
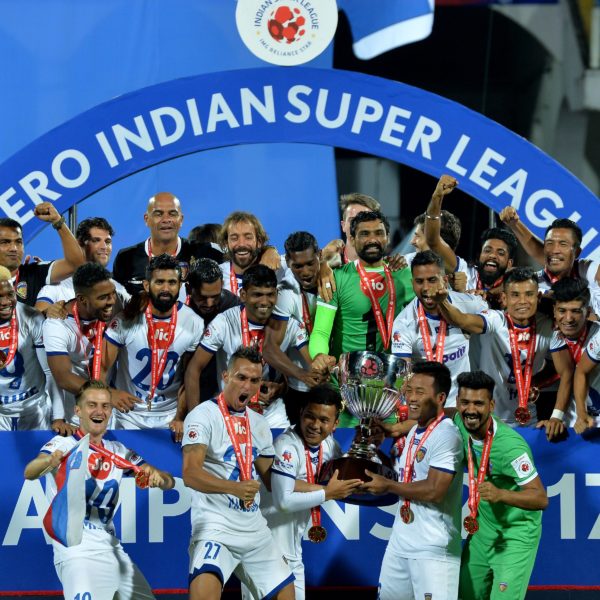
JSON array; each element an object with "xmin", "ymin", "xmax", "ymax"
[
  {"xmin": 0, "ymin": 327, "xmax": 10, "ymax": 342},
  {"xmin": 88, "ymin": 452, "xmax": 112, "ymax": 480},
  {"xmin": 153, "ymin": 323, "xmax": 174, "ymax": 349},
  {"xmin": 233, "ymin": 418, "xmax": 247, "ymax": 436},
  {"xmin": 365, "ymin": 272, "xmax": 387, "ymax": 300}
]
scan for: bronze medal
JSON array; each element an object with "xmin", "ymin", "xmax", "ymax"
[
  {"xmin": 400, "ymin": 505, "xmax": 414, "ymax": 524},
  {"xmin": 135, "ymin": 470, "xmax": 149, "ymax": 489},
  {"xmin": 0, "ymin": 349, "xmax": 6, "ymax": 370},
  {"xmin": 308, "ymin": 525, "xmax": 327, "ymax": 543},
  {"xmin": 514, "ymin": 406, "xmax": 531, "ymax": 425},
  {"xmin": 463, "ymin": 515, "xmax": 479, "ymax": 535},
  {"xmin": 243, "ymin": 499, "xmax": 254, "ymax": 510}
]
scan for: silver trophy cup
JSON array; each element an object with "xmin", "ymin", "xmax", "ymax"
[{"xmin": 319, "ymin": 351, "xmax": 411, "ymax": 506}]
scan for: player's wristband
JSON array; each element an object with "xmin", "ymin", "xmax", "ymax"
[
  {"xmin": 52, "ymin": 216, "xmax": 66, "ymax": 230},
  {"xmin": 425, "ymin": 214, "xmax": 440, "ymax": 220},
  {"xmin": 551, "ymin": 409, "xmax": 565, "ymax": 422}
]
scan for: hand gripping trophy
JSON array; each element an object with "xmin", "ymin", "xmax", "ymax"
[{"xmin": 319, "ymin": 351, "xmax": 410, "ymax": 506}]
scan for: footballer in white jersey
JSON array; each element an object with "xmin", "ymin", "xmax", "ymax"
[
  {"xmin": 104, "ymin": 301, "xmax": 204, "ymax": 428},
  {"xmin": 477, "ymin": 310, "xmax": 553, "ymax": 426},
  {"xmin": 24, "ymin": 380, "xmax": 174, "ymax": 600},
  {"xmin": 182, "ymin": 349, "xmax": 295, "ymax": 600},
  {"xmin": 220, "ymin": 257, "xmax": 286, "ymax": 295},
  {"xmin": 362, "ymin": 362, "xmax": 464, "ymax": 600},
  {"xmin": 392, "ymin": 291, "xmax": 487, "ymax": 406},
  {"xmin": 0, "ymin": 299, "xmax": 54, "ymax": 430},
  {"xmin": 37, "ymin": 275, "xmax": 130, "ymax": 310}
]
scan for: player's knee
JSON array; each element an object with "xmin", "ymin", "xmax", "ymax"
[
  {"xmin": 189, "ymin": 571, "xmax": 222, "ymax": 600},
  {"xmin": 273, "ymin": 581, "xmax": 295, "ymax": 600}
]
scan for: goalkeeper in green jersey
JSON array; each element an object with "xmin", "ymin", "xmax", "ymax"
[
  {"xmin": 308, "ymin": 210, "xmax": 414, "ymax": 425},
  {"xmin": 454, "ymin": 371, "xmax": 548, "ymax": 600}
]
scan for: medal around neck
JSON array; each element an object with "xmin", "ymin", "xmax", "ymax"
[{"xmin": 318, "ymin": 351, "xmax": 410, "ymax": 506}]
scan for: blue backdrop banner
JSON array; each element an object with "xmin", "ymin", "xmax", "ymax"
[
  {"xmin": 1, "ymin": 67, "xmax": 599, "ymax": 261},
  {"xmin": 1, "ymin": 428, "xmax": 599, "ymax": 592}
]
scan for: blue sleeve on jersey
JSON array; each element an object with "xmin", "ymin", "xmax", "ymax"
[
  {"xmin": 198, "ymin": 342, "xmax": 217, "ymax": 355},
  {"xmin": 270, "ymin": 314, "xmax": 289, "ymax": 321},
  {"xmin": 431, "ymin": 465, "xmax": 456, "ymax": 475},
  {"xmin": 549, "ymin": 344, "xmax": 568, "ymax": 353},
  {"xmin": 271, "ymin": 467, "xmax": 296, "ymax": 480},
  {"xmin": 104, "ymin": 332, "xmax": 124, "ymax": 348},
  {"xmin": 37, "ymin": 296, "xmax": 54, "ymax": 304},
  {"xmin": 587, "ymin": 349, "xmax": 600, "ymax": 363},
  {"xmin": 45, "ymin": 351, "xmax": 69, "ymax": 356}
]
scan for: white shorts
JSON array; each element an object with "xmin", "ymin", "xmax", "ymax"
[
  {"xmin": 378, "ymin": 546, "xmax": 459, "ymax": 600},
  {"xmin": 0, "ymin": 398, "xmax": 51, "ymax": 430},
  {"xmin": 113, "ymin": 407, "xmax": 176, "ymax": 430},
  {"xmin": 241, "ymin": 555, "xmax": 304, "ymax": 600},
  {"xmin": 56, "ymin": 543, "xmax": 154, "ymax": 600},
  {"xmin": 261, "ymin": 397, "xmax": 290, "ymax": 430},
  {"xmin": 189, "ymin": 528, "xmax": 294, "ymax": 599}
]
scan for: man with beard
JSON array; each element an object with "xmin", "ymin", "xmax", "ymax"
[
  {"xmin": 0, "ymin": 203, "xmax": 86, "ymax": 307},
  {"xmin": 44, "ymin": 263, "xmax": 119, "ymax": 433},
  {"xmin": 423, "ymin": 175, "xmax": 518, "ymax": 305},
  {"xmin": 309, "ymin": 212, "xmax": 414, "ymax": 410},
  {"xmin": 0, "ymin": 266, "xmax": 55, "ymax": 431},
  {"xmin": 25, "ymin": 379, "xmax": 174, "ymax": 600},
  {"xmin": 36, "ymin": 217, "xmax": 130, "ymax": 314},
  {"xmin": 454, "ymin": 371, "xmax": 548, "ymax": 600},
  {"xmin": 185, "ymin": 265, "xmax": 308, "ymax": 428},
  {"xmin": 431, "ymin": 268, "xmax": 554, "ymax": 426},
  {"xmin": 182, "ymin": 347, "xmax": 295, "ymax": 600},
  {"xmin": 536, "ymin": 279, "xmax": 600, "ymax": 439},
  {"xmin": 186, "ymin": 258, "xmax": 241, "ymax": 402},
  {"xmin": 112, "ymin": 192, "xmax": 223, "ymax": 297},
  {"xmin": 391, "ymin": 251, "xmax": 487, "ymax": 406},
  {"xmin": 499, "ymin": 210, "xmax": 600, "ymax": 315},
  {"xmin": 362, "ymin": 361, "xmax": 464, "ymax": 600},
  {"xmin": 102, "ymin": 254, "xmax": 205, "ymax": 430},
  {"xmin": 219, "ymin": 211, "xmax": 283, "ymax": 296},
  {"xmin": 263, "ymin": 232, "xmax": 330, "ymax": 424}
]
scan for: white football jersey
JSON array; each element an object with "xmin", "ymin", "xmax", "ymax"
[
  {"xmin": 0, "ymin": 303, "xmax": 50, "ymax": 417},
  {"xmin": 262, "ymin": 427, "xmax": 341, "ymax": 559},
  {"xmin": 199, "ymin": 306, "xmax": 308, "ymax": 389},
  {"xmin": 43, "ymin": 313, "xmax": 104, "ymax": 423},
  {"xmin": 388, "ymin": 417, "xmax": 463, "ymax": 562},
  {"xmin": 40, "ymin": 433, "xmax": 143, "ymax": 564},
  {"xmin": 37, "ymin": 276, "xmax": 130, "ymax": 309},
  {"xmin": 182, "ymin": 399, "xmax": 275, "ymax": 538},
  {"xmin": 572, "ymin": 324, "xmax": 600, "ymax": 416},
  {"xmin": 104, "ymin": 303, "xmax": 204, "ymax": 415},
  {"xmin": 478, "ymin": 311, "xmax": 553, "ymax": 425},
  {"xmin": 220, "ymin": 258, "xmax": 287, "ymax": 296},
  {"xmin": 391, "ymin": 293, "xmax": 487, "ymax": 406},
  {"xmin": 536, "ymin": 260, "xmax": 598, "ymax": 293},
  {"xmin": 272, "ymin": 276, "xmax": 317, "ymax": 392}
]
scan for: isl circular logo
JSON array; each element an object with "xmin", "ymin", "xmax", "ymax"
[
  {"xmin": 236, "ymin": 0, "xmax": 338, "ymax": 66},
  {"xmin": 359, "ymin": 353, "xmax": 384, "ymax": 379}
]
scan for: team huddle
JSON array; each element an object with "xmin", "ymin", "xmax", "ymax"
[{"xmin": 14, "ymin": 177, "xmax": 600, "ymax": 599}]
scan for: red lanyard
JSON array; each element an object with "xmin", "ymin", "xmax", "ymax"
[
  {"xmin": 77, "ymin": 429, "xmax": 148, "ymax": 488},
  {"xmin": 217, "ymin": 392, "xmax": 254, "ymax": 508},
  {"xmin": 507, "ymin": 315, "xmax": 536, "ymax": 424},
  {"xmin": 147, "ymin": 238, "xmax": 177, "ymax": 259},
  {"xmin": 230, "ymin": 263, "xmax": 241, "ymax": 296},
  {"xmin": 72, "ymin": 302, "xmax": 105, "ymax": 380},
  {"xmin": 304, "ymin": 443, "xmax": 324, "ymax": 535},
  {"xmin": 400, "ymin": 413, "xmax": 444, "ymax": 522},
  {"xmin": 464, "ymin": 419, "xmax": 494, "ymax": 534},
  {"xmin": 417, "ymin": 303, "xmax": 447, "ymax": 363},
  {"xmin": 564, "ymin": 325, "xmax": 589, "ymax": 364},
  {"xmin": 301, "ymin": 292, "xmax": 313, "ymax": 334},
  {"xmin": 476, "ymin": 273, "xmax": 504, "ymax": 291},
  {"xmin": 240, "ymin": 307, "xmax": 264, "ymax": 412},
  {"xmin": 144, "ymin": 303, "xmax": 178, "ymax": 401},
  {"xmin": 356, "ymin": 262, "xmax": 396, "ymax": 349},
  {"xmin": 543, "ymin": 263, "xmax": 578, "ymax": 285},
  {"xmin": 0, "ymin": 309, "xmax": 18, "ymax": 368}
]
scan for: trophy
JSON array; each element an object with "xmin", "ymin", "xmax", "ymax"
[{"xmin": 319, "ymin": 351, "xmax": 410, "ymax": 506}]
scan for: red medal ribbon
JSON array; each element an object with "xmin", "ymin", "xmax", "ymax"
[
  {"xmin": 356, "ymin": 262, "xmax": 396, "ymax": 349},
  {"xmin": 543, "ymin": 263, "xmax": 578, "ymax": 286},
  {"xmin": 304, "ymin": 443, "xmax": 324, "ymax": 532},
  {"xmin": 72, "ymin": 302, "xmax": 105, "ymax": 380},
  {"xmin": 401, "ymin": 413, "xmax": 445, "ymax": 519},
  {"xmin": 147, "ymin": 238, "xmax": 178, "ymax": 259},
  {"xmin": 506, "ymin": 315, "xmax": 536, "ymax": 418},
  {"xmin": 465, "ymin": 419, "xmax": 494, "ymax": 532},
  {"xmin": 417, "ymin": 303, "xmax": 447, "ymax": 363},
  {"xmin": 0, "ymin": 308, "xmax": 18, "ymax": 367},
  {"xmin": 301, "ymin": 291, "xmax": 313, "ymax": 334},
  {"xmin": 240, "ymin": 306, "xmax": 264, "ymax": 412},
  {"xmin": 230, "ymin": 263, "xmax": 240, "ymax": 296},
  {"xmin": 144, "ymin": 303, "xmax": 178, "ymax": 401},
  {"xmin": 564, "ymin": 324, "xmax": 589, "ymax": 364},
  {"xmin": 217, "ymin": 393, "xmax": 254, "ymax": 492}
]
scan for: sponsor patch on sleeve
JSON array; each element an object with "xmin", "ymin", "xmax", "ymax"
[{"xmin": 511, "ymin": 452, "xmax": 535, "ymax": 479}]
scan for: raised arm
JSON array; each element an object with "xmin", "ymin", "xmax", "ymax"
[
  {"xmin": 424, "ymin": 174, "xmax": 459, "ymax": 273},
  {"xmin": 499, "ymin": 206, "xmax": 545, "ymax": 265},
  {"xmin": 33, "ymin": 202, "xmax": 85, "ymax": 283}
]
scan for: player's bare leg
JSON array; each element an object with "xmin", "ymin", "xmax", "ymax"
[
  {"xmin": 189, "ymin": 572, "xmax": 222, "ymax": 600},
  {"xmin": 275, "ymin": 581, "xmax": 296, "ymax": 600}
]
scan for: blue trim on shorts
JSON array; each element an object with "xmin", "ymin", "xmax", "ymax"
[
  {"xmin": 189, "ymin": 564, "xmax": 224, "ymax": 587},
  {"xmin": 263, "ymin": 572, "xmax": 295, "ymax": 600}
]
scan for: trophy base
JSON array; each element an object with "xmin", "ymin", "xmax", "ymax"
[{"xmin": 319, "ymin": 456, "xmax": 399, "ymax": 507}]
